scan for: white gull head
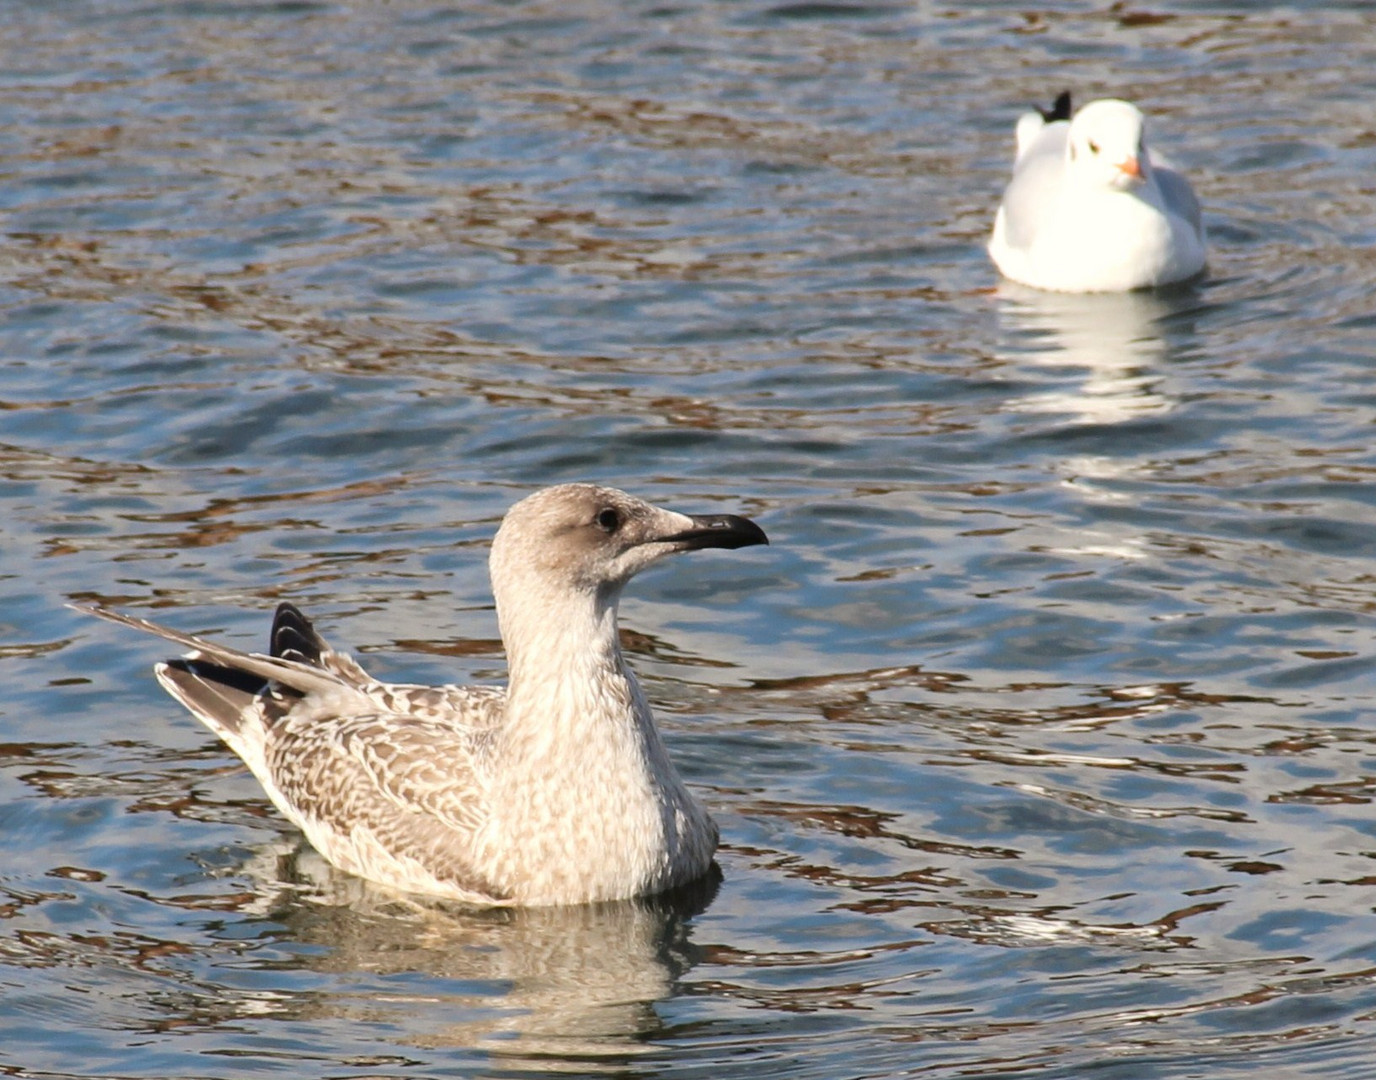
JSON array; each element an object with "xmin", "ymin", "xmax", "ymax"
[{"xmin": 1064, "ymin": 99, "xmax": 1151, "ymax": 193}]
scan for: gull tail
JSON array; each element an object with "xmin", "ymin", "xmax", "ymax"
[
  {"xmin": 70, "ymin": 602, "xmax": 344, "ymax": 744},
  {"xmin": 157, "ymin": 657, "xmax": 274, "ymax": 741}
]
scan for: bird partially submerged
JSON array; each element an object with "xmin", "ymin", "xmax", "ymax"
[{"xmin": 74, "ymin": 484, "xmax": 768, "ymax": 907}]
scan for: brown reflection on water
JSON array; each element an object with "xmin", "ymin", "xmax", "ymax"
[
  {"xmin": 1267, "ymin": 777, "xmax": 1376, "ymax": 806},
  {"xmin": 0, "ymin": 444, "xmax": 153, "ymax": 493},
  {"xmin": 0, "ymin": 921, "xmax": 195, "ymax": 980},
  {"xmin": 743, "ymin": 801, "xmax": 1017, "ymax": 863},
  {"xmin": 740, "ymin": 661, "xmax": 1277, "ymax": 738}
]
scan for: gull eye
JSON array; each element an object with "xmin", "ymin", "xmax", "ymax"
[
  {"xmin": 1088, "ymin": 139, "xmax": 1100, "ymax": 155},
  {"xmin": 595, "ymin": 507, "xmax": 622, "ymax": 534}
]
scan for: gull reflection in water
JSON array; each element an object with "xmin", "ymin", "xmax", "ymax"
[
  {"xmin": 994, "ymin": 283, "xmax": 1198, "ymax": 426},
  {"xmin": 227, "ymin": 842, "xmax": 719, "ymax": 1071}
]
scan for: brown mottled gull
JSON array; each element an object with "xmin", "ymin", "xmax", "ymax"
[{"xmin": 73, "ymin": 483, "xmax": 768, "ymax": 906}]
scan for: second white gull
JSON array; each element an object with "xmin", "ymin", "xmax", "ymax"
[{"xmin": 988, "ymin": 93, "xmax": 1206, "ymax": 293}]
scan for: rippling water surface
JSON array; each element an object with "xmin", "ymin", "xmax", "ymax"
[{"xmin": 5, "ymin": 2, "xmax": 1376, "ymax": 1077}]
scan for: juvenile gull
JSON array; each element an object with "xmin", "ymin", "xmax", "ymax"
[
  {"xmin": 74, "ymin": 484, "xmax": 768, "ymax": 907},
  {"xmin": 988, "ymin": 93, "xmax": 1206, "ymax": 292}
]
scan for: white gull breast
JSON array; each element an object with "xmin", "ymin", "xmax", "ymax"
[
  {"xmin": 988, "ymin": 93, "xmax": 1206, "ymax": 293},
  {"xmin": 74, "ymin": 483, "xmax": 769, "ymax": 907}
]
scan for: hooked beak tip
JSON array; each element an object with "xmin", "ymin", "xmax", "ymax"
[{"xmin": 672, "ymin": 513, "xmax": 769, "ymax": 551}]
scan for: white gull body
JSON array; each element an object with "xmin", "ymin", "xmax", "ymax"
[
  {"xmin": 988, "ymin": 96, "xmax": 1206, "ymax": 293},
  {"xmin": 75, "ymin": 484, "xmax": 768, "ymax": 907}
]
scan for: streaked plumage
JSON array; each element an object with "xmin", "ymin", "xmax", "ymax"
[
  {"xmin": 989, "ymin": 94, "xmax": 1206, "ymax": 292},
  {"xmin": 74, "ymin": 484, "xmax": 768, "ymax": 906}
]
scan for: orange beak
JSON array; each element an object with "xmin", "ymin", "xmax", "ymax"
[{"xmin": 1117, "ymin": 156, "xmax": 1143, "ymax": 179}]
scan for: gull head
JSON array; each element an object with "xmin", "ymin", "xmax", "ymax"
[
  {"xmin": 490, "ymin": 484, "xmax": 768, "ymax": 615},
  {"xmin": 1065, "ymin": 99, "xmax": 1151, "ymax": 191}
]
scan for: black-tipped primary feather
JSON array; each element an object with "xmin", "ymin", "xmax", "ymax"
[
  {"xmin": 1039, "ymin": 90, "xmax": 1072, "ymax": 123},
  {"xmin": 270, "ymin": 602, "xmax": 326, "ymax": 665}
]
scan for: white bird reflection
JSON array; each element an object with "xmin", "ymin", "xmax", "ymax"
[
  {"xmin": 203, "ymin": 842, "xmax": 719, "ymax": 1072},
  {"xmin": 994, "ymin": 283, "xmax": 1197, "ymax": 426}
]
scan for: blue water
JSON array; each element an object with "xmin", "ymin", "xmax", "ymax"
[{"xmin": 4, "ymin": 2, "xmax": 1376, "ymax": 1077}]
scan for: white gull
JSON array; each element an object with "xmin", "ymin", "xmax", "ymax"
[
  {"xmin": 74, "ymin": 483, "xmax": 768, "ymax": 907},
  {"xmin": 988, "ymin": 93, "xmax": 1206, "ymax": 292}
]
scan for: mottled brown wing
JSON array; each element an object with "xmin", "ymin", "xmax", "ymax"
[{"xmin": 262, "ymin": 694, "xmax": 507, "ymax": 899}]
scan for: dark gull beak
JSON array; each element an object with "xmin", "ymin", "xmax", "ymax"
[{"xmin": 667, "ymin": 513, "xmax": 769, "ymax": 551}]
